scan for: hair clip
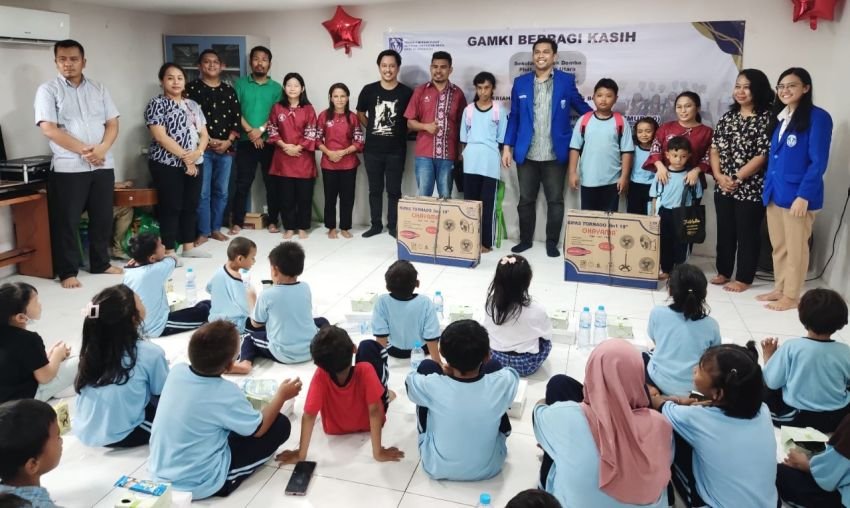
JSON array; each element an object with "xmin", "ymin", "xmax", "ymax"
[
  {"xmin": 687, "ymin": 288, "xmax": 694, "ymax": 293},
  {"xmin": 499, "ymin": 256, "xmax": 517, "ymax": 266},
  {"xmin": 730, "ymin": 368, "xmax": 738, "ymax": 376},
  {"xmin": 81, "ymin": 302, "xmax": 100, "ymax": 319}
]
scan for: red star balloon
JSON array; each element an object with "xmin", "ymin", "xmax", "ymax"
[
  {"xmin": 322, "ymin": 6, "xmax": 363, "ymax": 56},
  {"xmin": 791, "ymin": 0, "xmax": 836, "ymax": 30}
]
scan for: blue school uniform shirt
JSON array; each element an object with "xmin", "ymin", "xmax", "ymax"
[
  {"xmin": 763, "ymin": 338, "xmax": 850, "ymax": 411},
  {"xmin": 149, "ymin": 363, "xmax": 263, "ymax": 500},
  {"xmin": 631, "ymin": 146, "xmax": 654, "ymax": 185},
  {"xmin": 647, "ymin": 306, "xmax": 721, "ymax": 396},
  {"xmin": 123, "ymin": 257, "xmax": 177, "ymax": 338},
  {"xmin": 649, "ymin": 168, "xmax": 702, "ymax": 211},
  {"xmin": 406, "ymin": 367, "xmax": 519, "ymax": 481},
  {"xmin": 371, "ymin": 294, "xmax": 440, "ymax": 351},
  {"xmin": 252, "ymin": 282, "xmax": 316, "ymax": 363},
  {"xmin": 662, "ymin": 403, "xmax": 778, "ymax": 508},
  {"xmin": 460, "ymin": 102, "xmax": 508, "ymax": 180},
  {"xmin": 207, "ymin": 266, "xmax": 249, "ymax": 332},
  {"xmin": 810, "ymin": 445, "xmax": 850, "ymax": 507},
  {"xmin": 0, "ymin": 485, "xmax": 57, "ymax": 508},
  {"xmin": 74, "ymin": 340, "xmax": 169, "ymax": 447},
  {"xmin": 569, "ymin": 113, "xmax": 634, "ymax": 187},
  {"xmin": 534, "ymin": 401, "xmax": 669, "ymax": 508}
]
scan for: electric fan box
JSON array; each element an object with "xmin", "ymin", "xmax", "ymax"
[
  {"xmin": 563, "ymin": 210, "xmax": 660, "ymax": 289},
  {"xmin": 396, "ymin": 197, "xmax": 481, "ymax": 268}
]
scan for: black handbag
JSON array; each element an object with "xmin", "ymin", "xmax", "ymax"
[{"xmin": 671, "ymin": 184, "xmax": 706, "ymax": 244}]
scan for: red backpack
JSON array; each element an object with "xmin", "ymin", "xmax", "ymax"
[{"xmin": 578, "ymin": 111, "xmax": 625, "ymax": 148}]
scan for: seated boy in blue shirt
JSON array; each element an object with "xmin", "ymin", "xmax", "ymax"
[
  {"xmin": 568, "ymin": 78, "xmax": 634, "ymax": 214},
  {"xmin": 762, "ymin": 288, "xmax": 850, "ymax": 433},
  {"xmin": 0, "ymin": 399, "xmax": 63, "ymax": 508},
  {"xmin": 372, "ymin": 260, "xmax": 442, "ymax": 365},
  {"xmin": 206, "ymin": 237, "xmax": 258, "ymax": 333},
  {"xmin": 649, "ymin": 136, "xmax": 703, "ymax": 278},
  {"xmin": 231, "ymin": 242, "xmax": 329, "ymax": 374},
  {"xmin": 123, "ymin": 233, "xmax": 210, "ymax": 337},
  {"xmin": 406, "ymin": 319, "xmax": 520, "ymax": 481},
  {"xmin": 149, "ymin": 321, "xmax": 300, "ymax": 499},
  {"xmin": 278, "ymin": 325, "xmax": 404, "ymax": 465}
]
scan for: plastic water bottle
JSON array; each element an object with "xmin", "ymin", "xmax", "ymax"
[
  {"xmin": 239, "ymin": 268, "xmax": 250, "ymax": 288},
  {"xmin": 185, "ymin": 268, "xmax": 197, "ymax": 305},
  {"xmin": 433, "ymin": 291, "xmax": 445, "ymax": 319},
  {"xmin": 577, "ymin": 307, "xmax": 592, "ymax": 351},
  {"xmin": 476, "ymin": 493, "xmax": 492, "ymax": 507},
  {"xmin": 410, "ymin": 341, "xmax": 426, "ymax": 370},
  {"xmin": 593, "ymin": 305, "xmax": 608, "ymax": 346}
]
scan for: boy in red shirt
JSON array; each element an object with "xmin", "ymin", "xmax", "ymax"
[{"xmin": 276, "ymin": 326, "xmax": 404, "ymax": 463}]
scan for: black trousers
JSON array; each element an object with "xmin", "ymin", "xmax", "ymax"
[
  {"xmin": 627, "ymin": 182, "xmax": 652, "ymax": 215},
  {"xmin": 364, "ymin": 150, "xmax": 406, "ymax": 230},
  {"xmin": 580, "ymin": 184, "xmax": 619, "ymax": 212},
  {"xmin": 764, "ymin": 386, "xmax": 850, "ymax": 434},
  {"xmin": 386, "ymin": 342, "xmax": 431, "ymax": 359},
  {"xmin": 463, "ymin": 173, "xmax": 499, "ymax": 249},
  {"xmin": 106, "ymin": 396, "xmax": 159, "ymax": 448},
  {"xmin": 322, "ymin": 168, "xmax": 357, "ymax": 230},
  {"xmin": 240, "ymin": 317, "xmax": 329, "ymax": 363},
  {"xmin": 232, "ymin": 142, "xmax": 277, "ymax": 227},
  {"xmin": 277, "ymin": 176, "xmax": 315, "ymax": 231},
  {"xmin": 48, "ymin": 169, "xmax": 115, "ymax": 280},
  {"xmin": 149, "ymin": 160, "xmax": 202, "ymax": 249},
  {"xmin": 714, "ymin": 193, "xmax": 765, "ymax": 285},
  {"xmin": 160, "ymin": 300, "xmax": 211, "ymax": 337},
  {"xmin": 659, "ymin": 207, "xmax": 688, "ymax": 274},
  {"xmin": 777, "ymin": 463, "xmax": 842, "ymax": 508},
  {"xmin": 517, "ymin": 160, "xmax": 566, "ymax": 246},
  {"xmin": 212, "ymin": 413, "xmax": 291, "ymax": 498},
  {"xmin": 537, "ymin": 375, "xmax": 585, "ymax": 488},
  {"xmin": 355, "ymin": 339, "xmax": 390, "ymax": 411}
]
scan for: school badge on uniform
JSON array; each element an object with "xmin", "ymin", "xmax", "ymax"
[
  {"xmin": 560, "ymin": 99, "xmax": 566, "ymax": 109},
  {"xmin": 787, "ymin": 134, "xmax": 797, "ymax": 147}
]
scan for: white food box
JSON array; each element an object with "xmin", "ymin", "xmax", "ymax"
[
  {"xmin": 350, "ymin": 292, "xmax": 378, "ymax": 312},
  {"xmin": 508, "ymin": 379, "xmax": 528, "ymax": 419}
]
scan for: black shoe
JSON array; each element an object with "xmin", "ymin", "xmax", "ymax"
[
  {"xmin": 362, "ymin": 226, "xmax": 383, "ymax": 238},
  {"xmin": 546, "ymin": 243, "xmax": 560, "ymax": 257},
  {"xmin": 388, "ymin": 227, "xmax": 398, "ymax": 239},
  {"xmin": 511, "ymin": 242, "xmax": 532, "ymax": 253}
]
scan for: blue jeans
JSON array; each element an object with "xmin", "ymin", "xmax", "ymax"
[
  {"xmin": 197, "ymin": 151, "xmax": 233, "ymax": 236},
  {"xmin": 415, "ymin": 157, "xmax": 454, "ymax": 198}
]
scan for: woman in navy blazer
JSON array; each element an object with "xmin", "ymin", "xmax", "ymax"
[{"xmin": 759, "ymin": 67, "xmax": 833, "ymax": 311}]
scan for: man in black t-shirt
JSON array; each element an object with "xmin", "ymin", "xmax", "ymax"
[{"xmin": 356, "ymin": 49, "xmax": 413, "ymax": 238}]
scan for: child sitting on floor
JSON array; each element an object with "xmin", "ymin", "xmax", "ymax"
[
  {"xmin": 371, "ymin": 260, "xmax": 442, "ymax": 365},
  {"xmin": 149, "ymin": 321, "xmax": 300, "ymax": 499},
  {"xmin": 74, "ymin": 284, "xmax": 169, "ymax": 448},
  {"xmin": 506, "ymin": 489, "xmax": 563, "ymax": 508},
  {"xmin": 206, "ymin": 237, "xmax": 258, "ymax": 333},
  {"xmin": 277, "ymin": 325, "xmax": 404, "ymax": 464},
  {"xmin": 123, "ymin": 233, "xmax": 210, "ymax": 338},
  {"xmin": 484, "ymin": 254, "xmax": 552, "ymax": 377},
  {"xmin": 0, "ymin": 282, "xmax": 76, "ymax": 404},
  {"xmin": 232, "ymin": 242, "xmax": 328, "ymax": 373},
  {"xmin": 406, "ymin": 319, "xmax": 519, "ymax": 481},
  {"xmin": 0, "ymin": 399, "xmax": 63, "ymax": 507},
  {"xmin": 762, "ymin": 287, "xmax": 850, "ymax": 433}
]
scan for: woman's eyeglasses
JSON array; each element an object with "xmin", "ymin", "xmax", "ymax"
[{"xmin": 775, "ymin": 82, "xmax": 803, "ymax": 92}]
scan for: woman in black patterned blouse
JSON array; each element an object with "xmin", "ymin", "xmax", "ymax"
[{"xmin": 708, "ymin": 69, "xmax": 774, "ymax": 292}]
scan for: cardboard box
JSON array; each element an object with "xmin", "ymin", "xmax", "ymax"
[
  {"xmin": 448, "ymin": 304, "xmax": 473, "ymax": 322},
  {"xmin": 563, "ymin": 210, "xmax": 660, "ymax": 289},
  {"xmin": 608, "ymin": 316, "xmax": 634, "ymax": 339},
  {"xmin": 242, "ymin": 212, "xmax": 264, "ymax": 230},
  {"xmin": 350, "ymin": 292, "xmax": 378, "ymax": 312},
  {"xmin": 396, "ymin": 197, "xmax": 481, "ymax": 268}
]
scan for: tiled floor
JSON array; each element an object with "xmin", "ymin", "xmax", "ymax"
[{"xmin": 7, "ymin": 227, "xmax": 835, "ymax": 507}]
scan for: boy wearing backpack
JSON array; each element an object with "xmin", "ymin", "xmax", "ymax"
[
  {"xmin": 460, "ymin": 72, "xmax": 508, "ymax": 252},
  {"xmin": 568, "ymin": 78, "xmax": 634, "ymax": 212}
]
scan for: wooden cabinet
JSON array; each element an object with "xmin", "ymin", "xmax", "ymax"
[{"xmin": 163, "ymin": 35, "xmax": 247, "ymax": 85}]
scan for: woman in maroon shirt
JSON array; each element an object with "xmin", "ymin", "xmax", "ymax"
[{"xmin": 317, "ymin": 83, "xmax": 364, "ymax": 239}]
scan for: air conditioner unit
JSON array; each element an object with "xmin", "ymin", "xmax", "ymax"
[{"xmin": 0, "ymin": 6, "xmax": 70, "ymax": 45}]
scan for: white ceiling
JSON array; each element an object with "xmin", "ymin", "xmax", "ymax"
[{"xmin": 71, "ymin": 0, "xmax": 412, "ymax": 15}]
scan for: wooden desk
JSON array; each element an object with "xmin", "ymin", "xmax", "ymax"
[{"xmin": 0, "ymin": 180, "xmax": 53, "ymax": 278}]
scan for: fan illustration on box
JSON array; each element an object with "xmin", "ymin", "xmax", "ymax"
[
  {"xmin": 618, "ymin": 234, "xmax": 634, "ymax": 272},
  {"xmin": 442, "ymin": 218, "xmax": 456, "ymax": 253},
  {"xmin": 639, "ymin": 257, "xmax": 656, "ymax": 273}
]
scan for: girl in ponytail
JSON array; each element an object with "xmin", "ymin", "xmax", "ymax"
[{"xmin": 646, "ymin": 264, "xmax": 721, "ymax": 396}]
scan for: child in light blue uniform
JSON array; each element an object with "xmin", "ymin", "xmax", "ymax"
[
  {"xmin": 646, "ymin": 264, "xmax": 721, "ymax": 396},
  {"xmin": 372, "ymin": 260, "xmax": 442, "ymax": 365},
  {"xmin": 149, "ymin": 321, "xmax": 299, "ymax": 499},
  {"xmin": 206, "ymin": 237, "xmax": 257, "ymax": 332},
  {"xmin": 778, "ymin": 413, "xmax": 850, "ymax": 508},
  {"xmin": 650, "ymin": 136, "xmax": 703, "ymax": 277},
  {"xmin": 74, "ymin": 285, "xmax": 168, "ymax": 448},
  {"xmin": 406, "ymin": 320, "xmax": 519, "ymax": 481},
  {"xmin": 232, "ymin": 242, "xmax": 328, "ymax": 373},
  {"xmin": 460, "ymin": 72, "xmax": 508, "ymax": 252},
  {"xmin": 627, "ymin": 117, "xmax": 658, "ymax": 215},
  {"xmin": 123, "ymin": 233, "xmax": 210, "ymax": 337},
  {"xmin": 651, "ymin": 342, "xmax": 778, "ymax": 508},
  {"xmin": 568, "ymin": 78, "xmax": 634, "ymax": 213},
  {"xmin": 762, "ymin": 288, "xmax": 850, "ymax": 433}
]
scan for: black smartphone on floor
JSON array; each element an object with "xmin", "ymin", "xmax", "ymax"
[{"xmin": 285, "ymin": 461, "xmax": 316, "ymax": 496}]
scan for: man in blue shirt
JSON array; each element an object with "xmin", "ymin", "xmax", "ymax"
[
  {"xmin": 502, "ymin": 37, "xmax": 591, "ymax": 257},
  {"xmin": 34, "ymin": 39, "xmax": 123, "ymax": 289}
]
